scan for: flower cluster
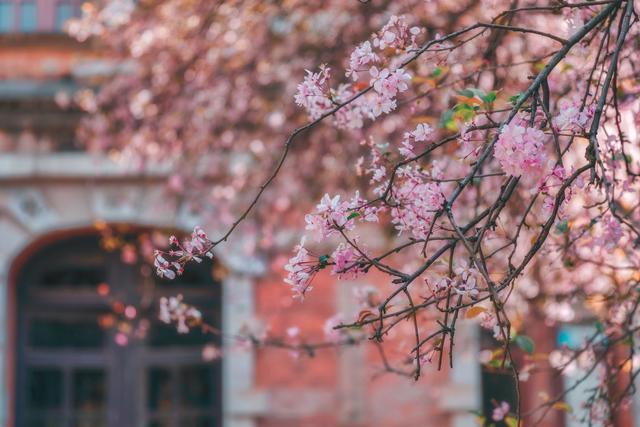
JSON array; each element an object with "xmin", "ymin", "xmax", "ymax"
[
  {"xmin": 399, "ymin": 123, "xmax": 434, "ymax": 158},
  {"xmin": 372, "ymin": 15, "xmax": 420, "ymax": 51},
  {"xmin": 305, "ymin": 193, "xmax": 378, "ymax": 241},
  {"xmin": 284, "ymin": 237, "xmax": 324, "ymax": 300},
  {"xmin": 331, "ymin": 242, "xmax": 365, "ymax": 279},
  {"xmin": 369, "ymin": 67, "xmax": 411, "ymax": 100},
  {"xmin": 294, "ymin": 65, "xmax": 333, "ymax": 120},
  {"xmin": 154, "ymin": 226, "xmax": 214, "ymax": 279},
  {"xmin": 426, "ymin": 261, "xmax": 481, "ymax": 299},
  {"xmin": 479, "ymin": 312, "xmax": 501, "ymax": 339},
  {"xmin": 552, "ymin": 100, "xmax": 594, "ymax": 132},
  {"xmin": 453, "ymin": 260, "xmax": 481, "ymax": 298},
  {"xmin": 494, "ymin": 120, "xmax": 547, "ymax": 179},
  {"xmin": 386, "ymin": 166, "xmax": 445, "ymax": 239},
  {"xmin": 295, "ymin": 16, "xmax": 417, "ymax": 129},
  {"xmin": 594, "ymin": 214, "xmax": 624, "ymax": 252},
  {"xmin": 346, "ymin": 41, "xmax": 379, "ymax": 81},
  {"xmin": 159, "ymin": 294, "xmax": 202, "ymax": 334},
  {"xmin": 492, "ymin": 401, "xmax": 510, "ymax": 422}
]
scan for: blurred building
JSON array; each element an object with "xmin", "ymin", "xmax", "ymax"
[{"xmin": 0, "ymin": 2, "xmax": 631, "ymax": 427}]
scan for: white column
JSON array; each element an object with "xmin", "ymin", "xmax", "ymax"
[
  {"xmin": 337, "ymin": 281, "xmax": 366, "ymax": 425},
  {"xmin": 440, "ymin": 321, "xmax": 482, "ymax": 427},
  {"xmin": 222, "ymin": 271, "xmax": 266, "ymax": 427}
]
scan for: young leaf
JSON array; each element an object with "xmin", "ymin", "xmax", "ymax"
[
  {"xmin": 347, "ymin": 212, "xmax": 360, "ymax": 220},
  {"xmin": 552, "ymin": 402, "xmax": 573, "ymax": 413},
  {"xmin": 466, "ymin": 306, "xmax": 488, "ymax": 319},
  {"xmin": 483, "ymin": 90, "xmax": 497, "ymax": 104},
  {"xmin": 505, "ymin": 416, "xmax": 518, "ymax": 427},
  {"xmin": 515, "ymin": 335, "xmax": 535, "ymax": 354}
]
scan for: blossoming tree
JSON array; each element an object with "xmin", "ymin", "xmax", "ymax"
[{"xmin": 69, "ymin": 0, "xmax": 640, "ymax": 425}]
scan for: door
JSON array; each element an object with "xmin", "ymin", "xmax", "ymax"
[{"xmin": 15, "ymin": 232, "xmax": 222, "ymax": 427}]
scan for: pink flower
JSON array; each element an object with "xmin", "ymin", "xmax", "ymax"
[
  {"xmin": 331, "ymin": 242, "xmax": 364, "ymax": 279},
  {"xmin": 494, "ymin": 120, "xmax": 547, "ymax": 178},
  {"xmin": 372, "ymin": 16, "xmax": 418, "ymax": 50},
  {"xmin": 389, "ymin": 166, "xmax": 445, "ymax": 239},
  {"xmin": 154, "ymin": 227, "xmax": 214, "ymax": 280},
  {"xmin": 346, "ymin": 41, "xmax": 379, "ymax": 81},
  {"xmin": 400, "ymin": 123, "xmax": 434, "ymax": 158},
  {"xmin": 594, "ymin": 214, "xmax": 623, "ymax": 252},
  {"xmin": 492, "ymin": 401, "xmax": 510, "ymax": 421},
  {"xmin": 284, "ymin": 237, "xmax": 318, "ymax": 299},
  {"xmin": 323, "ymin": 313, "xmax": 345, "ymax": 343},
  {"xmin": 305, "ymin": 192, "xmax": 378, "ymax": 241},
  {"xmin": 553, "ymin": 100, "xmax": 594, "ymax": 132},
  {"xmin": 305, "ymin": 194, "xmax": 353, "ymax": 239},
  {"xmin": 369, "ymin": 67, "xmax": 411, "ymax": 99},
  {"xmin": 294, "ymin": 65, "xmax": 333, "ymax": 120},
  {"xmin": 159, "ymin": 295, "xmax": 202, "ymax": 334},
  {"xmin": 453, "ymin": 260, "xmax": 480, "ymax": 298}
]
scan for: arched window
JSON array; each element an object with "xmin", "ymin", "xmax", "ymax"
[{"xmin": 15, "ymin": 233, "xmax": 222, "ymax": 427}]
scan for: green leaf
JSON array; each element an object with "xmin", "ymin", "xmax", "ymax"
[
  {"xmin": 483, "ymin": 90, "xmax": 497, "ymax": 104},
  {"xmin": 509, "ymin": 92, "xmax": 524, "ymax": 105},
  {"xmin": 515, "ymin": 335, "xmax": 535, "ymax": 354},
  {"xmin": 452, "ymin": 103, "xmax": 476, "ymax": 121},
  {"xmin": 432, "ymin": 67, "xmax": 442, "ymax": 77},
  {"xmin": 453, "ymin": 103, "xmax": 474, "ymax": 112},
  {"xmin": 595, "ymin": 321, "xmax": 604, "ymax": 334},
  {"xmin": 555, "ymin": 220, "xmax": 569, "ymax": 234},
  {"xmin": 347, "ymin": 212, "xmax": 360, "ymax": 220},
  {"xmin": 458, "ymin": 88, "xmax": 475, "ymax": 98},
  {"xmin": 439, "ymin": 109, "xmax": 457, "ymax": 131}
]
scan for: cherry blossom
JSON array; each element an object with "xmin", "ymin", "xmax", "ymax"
[
  {"xmin": 159, "ymin": 295, "xmax": 202, "ymax": 334},
  {"xmin": 494, "ymin": 119, "xmax": 547, "ymax": 179},
  {"xmin": 283, "ymin": 237, "xmax": 321, "ymax": 300},
  {"xmin": 294, "ymin": 65, "xmax": 333, "ymax": 120},
  {"xmin": 552, "ymin": 100, "xmax": 594, "ymax": 132},
  {"xmin": 154, "ymin": 227, "xmax": 214, "ymax": 280},
  {"xmin": 73, "ymin": 1, "xmax": 640, "ymax": 422},
  {"xmin": 452, "ymin": 260, "xmax": 480, "ymax": 298},
  {"xmin": 346, "ymin": 41, "xmax": 379, "ymax": 81},
  {"xmin": 305, "ymin": 192, "xmax": 378, "ymax": 241},
  {"xmin": 387, "ymin": 166, "xmax": 445, "ymax": 239},
  {"xmin": 331, "ymin": 242, "xmax": 364, "ymax": 279},
  {"xmin": 492, "ymin": 401, "xmax": 510, "ymax": 422}
]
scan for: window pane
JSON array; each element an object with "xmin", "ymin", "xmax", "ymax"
[
  {"xmin": 19, "ymin": 2, "xmax": 37, "ymax": 32},
  {"xmin": 38, "ymin": 265, "xmax": 106, "ymax": 288},
  {"xmin": 73, "ymin": 369, "xmax": 106, "ymax": 411},
  {"xmin": 55, "ymin": 2, "xmax": 73, "ymax": 31},
  {"xmin": 72, "ymin": 415, "xmax": 107, "ymax": 427},
  {"xmin": 0, "ymin": 2, "xmax": 14, "ymax": 33},
  {"xmin": 481, "ymin": 367, "xmax": 516, "ymax": 427},
  {"xmin": 29, "ymin": 318, "xmax": 105, "ymax": 348},
  {"xmin": 25, "ymin": 417, "xmax": 64, "ymax": 427},
  {"xmin": 148, "ymin": 368, "xmax": 172, "ymax": 411},
  {"xmin": 180, "ymin": 366, "xmax": 213, "ymax": 408},
  {"xmin": 28, "ymin": 368, "xmax": 63, "ymax": 409},
  {"xmin": 148, "ymin": 321, "xmax": 213, "ymax": 347}
]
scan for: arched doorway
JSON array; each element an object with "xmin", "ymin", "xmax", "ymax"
[{"xmin": 14, "ymin": 232, "xmax": 222, "ymax": 427}]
